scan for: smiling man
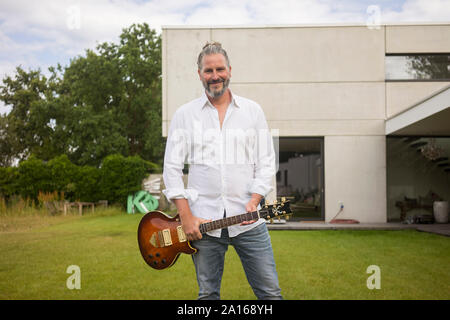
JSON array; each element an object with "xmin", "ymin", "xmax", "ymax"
[
  {"xmin": 199, "ymin": 52, "xmax": 231, "ymax": 99},
  {"xmin": 162, "ymin": 42, "xmax": 282, "ymax": 300}
]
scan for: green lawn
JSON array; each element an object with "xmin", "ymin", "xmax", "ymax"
[{"xmin": 0, "ymin": 211, "xmax": 449, "ymax": 300}]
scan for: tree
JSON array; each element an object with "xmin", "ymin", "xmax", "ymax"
[
  {"xmin": 0, "ymin": 23, "xmax": 164, "ymax": 168},
  {"xmin": 100, "ymin": 23, "xmax": 164, "ymax": 164},
  {"xmin": 407, "ymin": 55, "xmax": 450, "ymax": 80},
  {"xmin": 61, "ymin": 49, "xmax": 129, "ymax": 166},
  {"xmin": 60, "ymin": 23, "xmax": 163, "ymax": 166},
  {"xmin": 0, "ymin": 113, "xmax": 19, "ymax": 166},
  {"xmin": 0, "ymin": 67, "xmax": 59, "ymax": 163},
  {"xmin": 0, "ymin": 166, "xmax": 18, "ymax": 198}
]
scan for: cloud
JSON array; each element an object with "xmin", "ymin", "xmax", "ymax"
[
  {"xmin": 381, "ymin": 0, "xmax": 450, "ymax": 22},
  {"xmin": 245, "ymin": 0, "xmax": 341, "ymax": 24}
]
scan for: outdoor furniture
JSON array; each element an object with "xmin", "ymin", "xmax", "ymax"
[
  {"xmin": 64, "ymin": 202, "xmax": 95, "ymax": 216},
  {"xmin": 395, "ymin": 191, "xmax": 441, "ymax": 221}
]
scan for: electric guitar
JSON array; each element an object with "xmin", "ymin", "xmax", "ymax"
[{"xmin": 137, "ymin": 198, "xmax": 291, "ymax": 270}]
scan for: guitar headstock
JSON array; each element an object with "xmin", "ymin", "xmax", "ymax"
[{"xmin": 259, "ymin": 197, "xmax": 292, "ymax": 223}]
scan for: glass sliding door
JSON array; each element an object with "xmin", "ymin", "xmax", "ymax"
[
  {"xmin": 386, "ymin": 136, "xmax": 450, "ymax": 222},
  {"xmin": 277, "ymin": 137, "xmax": 324, "ymax": 220}
]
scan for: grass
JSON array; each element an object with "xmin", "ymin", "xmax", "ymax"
[{"xmin": 0, "ymin": 208, "xmax": 449, "ymax": 300}]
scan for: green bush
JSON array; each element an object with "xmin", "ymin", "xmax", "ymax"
[
  {"xmin": 16, "ymin": 156, "xmax": 52, "ymax": 201},
  {"xmin": 99, "ymin": 154, "xmax": 154, "ymax": 207},
  {"xmin": 47, "ymin": 155, "xmax": 79, "ymax": 200},
  {"xmin": 74, "ymin": 165, "xmax": 101, "ymax": 202},
  {"xmin": 0, "ymin": 166, "xmax": 19, "ymax": 198},
  {"xmin": 1, "ymin": 154, "xmax": 158, "ymax": 207}
]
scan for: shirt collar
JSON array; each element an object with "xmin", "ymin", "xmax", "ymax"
[{"xmin": 201, "ymin": 88, "xmax": 241, "ymax": 109}]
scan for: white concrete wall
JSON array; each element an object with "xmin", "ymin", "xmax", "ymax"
[
  {"xmin": 325, "ymin": 136, "xmax": 387, "ymax": 222},
  {"xmin": 386, "ymin": 82, "xmax": 450, "ymax": 118},
  {"xmin": 211, "ymin": 27, "xmax": 385, "ymax": 83},
  {"xmin": 386, "ymin": 25, "xmax": 450, "ymax": 53}
]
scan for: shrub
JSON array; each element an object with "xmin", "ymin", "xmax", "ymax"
[
  {"xmin": 74, "ymin": 165, "xmax": 101, "ymax": 202},
  {"xmin": 1, "ymin": 154, "xmax": 158, "ymax": 208},
  {"xmin": 47, "ymin": 155, "xmax": 79, "ymax": 200},
  {"xmin": 99, "ymin": 154, "xmax": 154, "ymax": 207},
  {"xmin": 16, "ymin": 156, "xmax": 52, "ymax": 201},
  {"xmin": 0, "ymin": 166, "xmax": 19, "ymax": 199}
]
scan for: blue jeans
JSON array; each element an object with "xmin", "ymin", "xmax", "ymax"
[{"xmin": 191, "ymin": 222, "xmax": 282, "ymax": 300}]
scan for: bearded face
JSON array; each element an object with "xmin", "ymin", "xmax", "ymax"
[{"xmin": 198, "ymin": 53, "xmax": 231, "ymax": 99}]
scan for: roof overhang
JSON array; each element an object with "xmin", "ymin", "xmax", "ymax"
[{"xmin": 386, "ymin": 85, "xmax": 450, "ymax": 136}]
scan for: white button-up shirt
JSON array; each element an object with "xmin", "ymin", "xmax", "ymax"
[{"xmin": 162, "ymin": 90, "xmax": 276, "ymax": 237}]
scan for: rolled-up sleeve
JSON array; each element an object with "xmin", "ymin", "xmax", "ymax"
[
  {"xmin": 249, "ymin": 106, "xmax": 276, "ymax": 197},
  {"xmin": 162, "ymin": 109, "xmax": 199, "ymax": 204}
]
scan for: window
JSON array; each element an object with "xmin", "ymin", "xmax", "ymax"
[
  {"xmin": 386, "ymin": 137, "xmax": 450, "ymax": 222},
  {"xmin": 385, "ymin": 54, "xmax": 450, "ymax": 81},
  {"xmin": 277, "ymin": 137, "xmax": 324, "ymax": 220}
]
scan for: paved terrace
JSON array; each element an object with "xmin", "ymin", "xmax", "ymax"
[{"xmin": 266, "ymin": 221, "xmax": 450, "ymax": 237}]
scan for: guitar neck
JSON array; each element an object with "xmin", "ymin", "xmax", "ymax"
[{"xmin": 199, "ymin": 211, "xmax": 260, "ymax": 234}]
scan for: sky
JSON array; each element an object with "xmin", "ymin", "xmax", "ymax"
[{"xmin": 1, "ymin": 0, "xmax": 450, "ymax": 114}]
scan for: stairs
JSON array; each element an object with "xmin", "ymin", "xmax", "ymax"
[{"xmin": 404, "ymin": 137, "xmax": 450, "ymax": 172}]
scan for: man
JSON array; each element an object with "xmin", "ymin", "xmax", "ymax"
[{"xmin": 162, "ymin": 42, "xmax": 282, "ymax": 300}]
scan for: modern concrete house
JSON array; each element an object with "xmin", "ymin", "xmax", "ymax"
[{"xmin": 161, "ymin": 23, "xmax": 450, "ymax": 223}]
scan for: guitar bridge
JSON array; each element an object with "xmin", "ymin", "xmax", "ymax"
[{"xmin": 149, "ymin": 233, "xmax": 157, "ymax": 247}]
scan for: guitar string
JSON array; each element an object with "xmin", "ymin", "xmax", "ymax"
[{"xmin": 199, "ymin": 210, "xmax": 260, "ymax": 234}]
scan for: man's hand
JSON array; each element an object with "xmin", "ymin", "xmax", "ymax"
[
  {"xmin": 241, "ymin": 193, "xmax": 263, "ymax": 226},
  {"xmin": 173, "ymin": 198, "xmax": 210, "ymax": 241},
  {"xmin": 180, "ymin": 214, "xmax": 210, "ymax": 241}
]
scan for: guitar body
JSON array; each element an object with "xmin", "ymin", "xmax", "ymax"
[{"xmin": 137, "ymin": 211, "xmax": 196, "ymax": 270}]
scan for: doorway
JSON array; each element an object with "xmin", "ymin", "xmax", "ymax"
[{"xmin": 276, "ymin": 137, "xmax": 324, "ymax": 220}]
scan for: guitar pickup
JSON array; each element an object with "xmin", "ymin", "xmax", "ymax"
[
  {"xmin": 159, "ymin": 229, "xmax": 172, "ymax": 246},
  {"xmin": 177, "ymin": 225, "xmax": 187, "ymax": 242}
]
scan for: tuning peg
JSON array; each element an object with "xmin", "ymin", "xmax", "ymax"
[
  {"xmin": 273, "ymin": 200, "xmax": 278, "ymax": 204},
  {"xmin": 281, "ymin": 197, "xmax": 286, "ymax": 202},
  {"xmin": 265, "ymin": 200, "xmax": 269, "ymax": 206},
  {"xmin": 277, "ymin": 216, "xmax": 280, "ymax": 221},
  {"xmin": 286, "ymin": 215, "xmax": 290, "ymax": 220}
]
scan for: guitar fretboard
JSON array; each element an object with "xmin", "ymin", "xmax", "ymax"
[{"xmin": 199, "ymin": 211, "xmax": 260, "ymax": 234}]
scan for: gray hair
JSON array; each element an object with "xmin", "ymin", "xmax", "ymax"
[{"xmin": 197, "ymin": 41, "xmax": 230, "ymax": 70}]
